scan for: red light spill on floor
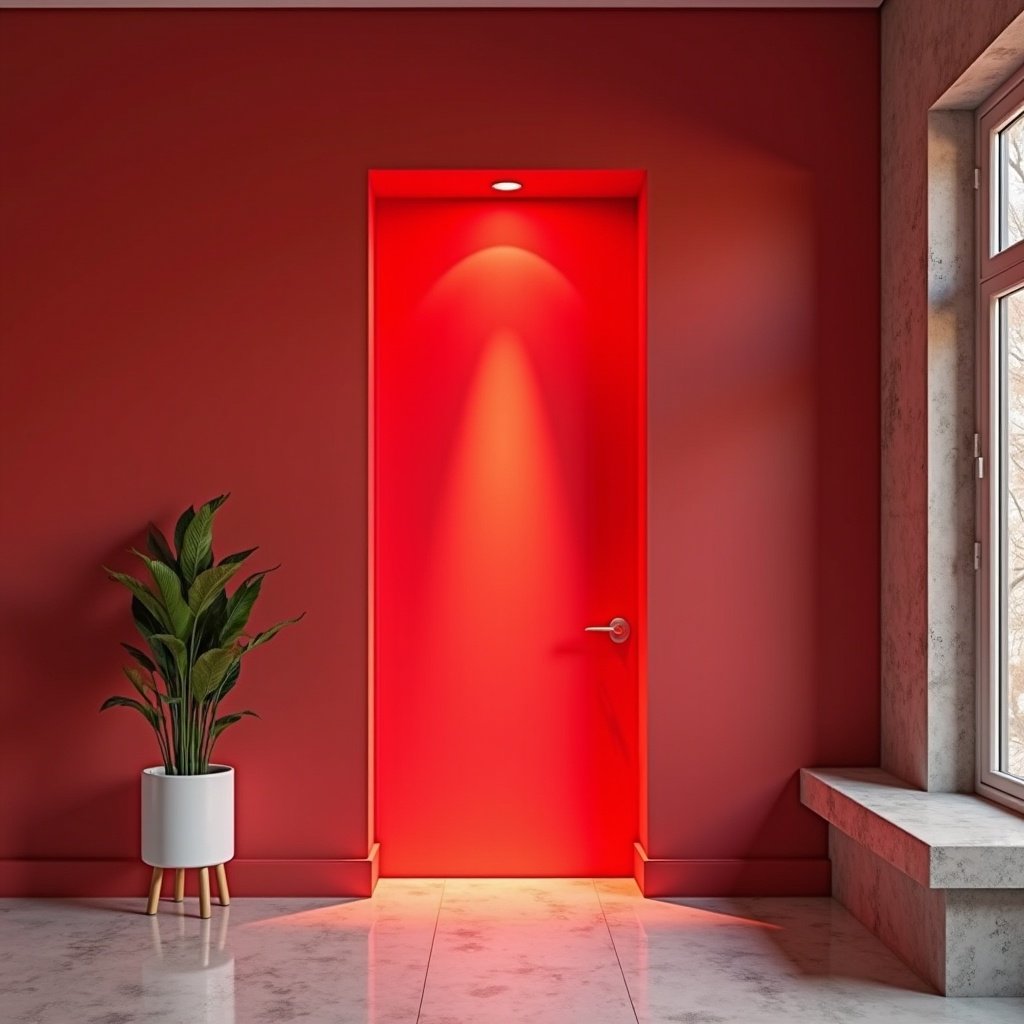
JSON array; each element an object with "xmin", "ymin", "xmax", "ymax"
[{"xmin": 241, "ymin": 887, "xmax": 778, "ymax": 933}]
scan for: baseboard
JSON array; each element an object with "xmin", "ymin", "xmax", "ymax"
[
  {"xmin": 633, "ymin": 842, "xmax": 831, "ymax": 897},
  {"xmin": 3, "ymin": 845, "xmax": 824, "ymax": 900},
  {"xmin": 0, "ymin": 844, "xmax": 381, "ymax": 899}
]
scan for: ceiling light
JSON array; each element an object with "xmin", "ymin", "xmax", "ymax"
[{"xmin": 491, "ymin": 180, "xmax": 522, "ymax": 192}]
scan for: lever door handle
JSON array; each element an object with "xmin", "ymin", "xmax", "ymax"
[{"xmin": 584, "ymin": 617, "xmax": 630, "ymax": 644}]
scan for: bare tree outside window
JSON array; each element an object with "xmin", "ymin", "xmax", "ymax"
[
  {"xmin": 1000, "ymin": 112, "xmax": 1024, "ymax": 252},
  {"xmin": 979, "ymin": 75, "xmax": 1024, "ymax": 806},
  {"xmin": 1003, "ymin": 286, "xmax": 1024, "ymax": 778},
  {"xmin": 999, "ymin": 117, "xmax": 1024, "ymax": 781}
]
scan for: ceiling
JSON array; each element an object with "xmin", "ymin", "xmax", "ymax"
[{"xmin": 0, "ymin": 1, "xmax": 886, "ymax": 9}]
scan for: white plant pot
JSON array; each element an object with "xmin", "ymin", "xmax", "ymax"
[{"xmin": 141, "ymin": 765, "xmax": 235, "ymax": 869}]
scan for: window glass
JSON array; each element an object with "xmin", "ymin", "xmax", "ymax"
[
  {"xmin": 1002, "ymin": 284, "xmax": 1024, "ymax": 779},
  {"xmin": 980, "ymin": 74, "xmax": 1024, "ymax": 807},
  {"xmin": 999, "ymin": 112, "xmax": 1024, "ymax": 252}
]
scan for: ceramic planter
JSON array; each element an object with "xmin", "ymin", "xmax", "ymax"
[{"xmin": 141, "ymin": 765, "xmax": 234, "ymax": 869}]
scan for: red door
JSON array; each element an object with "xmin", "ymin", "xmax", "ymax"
[{"xmin": 374, "ymin": 184, "xmax": 643, "ymax": 876}]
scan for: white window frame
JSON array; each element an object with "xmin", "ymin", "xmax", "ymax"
[{"xmin": 977, "ymin": 66, "xmax": 1024, "ymax": 813}]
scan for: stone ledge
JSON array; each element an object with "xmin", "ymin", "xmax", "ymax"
[{"xmin": 800, "ymin": 767, "xmax": 1024, "ymax": 889}]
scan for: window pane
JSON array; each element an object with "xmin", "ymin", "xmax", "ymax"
[
  {"xmin": 1002, "ymin": 285, "xmax": 1024, "ymax": 779},
  {"xmin": 999, "ymin": 112, "xmax": 1024, "ymax": 252}
]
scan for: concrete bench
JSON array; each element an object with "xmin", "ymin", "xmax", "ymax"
[{"xmin": 801, "ymin": 766, "xmax": 1024, "ymax": 996}]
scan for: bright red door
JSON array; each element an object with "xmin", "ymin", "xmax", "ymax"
[{"xmin": 374, "ymin": 187, "xmax": 642, "ymax": 876}]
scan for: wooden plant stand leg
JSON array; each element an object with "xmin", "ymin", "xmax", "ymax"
[
  {"xmin": 174, "ymin": 869, "xmax": 185, "ymax": 903},
  {"xmin": 215, "ymin": 863, "xmax": 230, "ymax": 907},
  {"xmin": 199, "ymin": 866, "xmax": 211, "ymax": 920},
  {"xmin": 146, "ymin": 867, "xmax": 164, "ymax": 916}
]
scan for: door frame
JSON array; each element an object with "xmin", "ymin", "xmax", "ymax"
[{"xmin": 366, "ymin": 169, "xmax": 648, "ymax": 877}]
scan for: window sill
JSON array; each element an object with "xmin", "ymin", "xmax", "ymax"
[
  {"xmin": 978, "ymin": 775, "xmax": 1024, "ymax": 815},
  {"xmin": 800, "ymin": 767, "xmax": 1024, "ymax": 889}
]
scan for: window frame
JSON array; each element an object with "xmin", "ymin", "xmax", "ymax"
[{"xmin": 977, "ymin": 66, "xmax": 1024, "ymax": 813}]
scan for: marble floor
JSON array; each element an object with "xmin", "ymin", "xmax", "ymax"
[{"xmin": 2, "ymin": 879, "xmax": 1022, "ymax": 1023}]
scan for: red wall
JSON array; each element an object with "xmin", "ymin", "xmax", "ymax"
[{"xmin": 0, "ymin": 9, "xmax": 879, "ymax": 894}]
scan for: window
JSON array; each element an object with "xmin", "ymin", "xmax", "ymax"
[{"xmin": 979, "ymin": 69, "xmax": 1024, "ymax": 810}]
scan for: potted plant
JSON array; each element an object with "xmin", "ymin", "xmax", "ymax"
[{"xmin": 101, "ymin": 494, "xmax": 302, "ymax": 917}]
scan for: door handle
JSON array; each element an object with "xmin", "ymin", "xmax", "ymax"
[{"xmin": 584, "ymin": 617, "xmax": 630, "ymax": 644}]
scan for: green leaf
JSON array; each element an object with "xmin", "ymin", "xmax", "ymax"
[
  {"xmin": 220, "ymin": 567, "xmax": 277, "ymax": 643},
  {"xmin": 218, "ymin": 660, "xmax": 241, "ymax": 700},
  {"xmin": 121, "ymin": 643, "xmax": 157, "ymax": 673},
  {"xmin": 178, "ymin": 495, "xmax": 223, "ymax": 583},
  {"xmin": 104, "ymin": 568, "xmax": 171, "ymax": 631},
  {"xmin": 210, "ymin": 710, "xmax": 259, "ymax": 743},
  {"xmin": 244, "ymin": 613, "xmax": 305, "ymax": 653},
  {"xmin": 100, "ymin": 695, "xmax": 160, "ymax": 729},
  {"xmin": 188, "ymin": 562, "xmax": 244, "ymax": 617},
  {"xmin": 179, "ymin": 504, "xmax": 212, "ymax": 583},
  {"xmin": 131, "ymin": 596, "xmax": 163, "ymax": 638},
  {"xmin": 218, "ymin": 547, "xmax": 257, "ymax": 567},
  {"xmin": 151, "ymin": 634, "xmax": 188, "ymax": 682},
  {"xmin": 206, "ymin": 493, "xmax": 230, "ymax": 514},
  {"xmin": 123, "ymin": 666, "xmax": 152, "ymax": 702},
  {"xmin": 123, "ymin": 667, "xmax": 178, "ymax": 705},
  {"xmin": 131, "ymin": 599, "xmax": 175, "ymax": 683},
  {"xmin": 146, "ymin": 525, "xmax": 177, "ymax": 568},
  {"xmin": 191, "ymin": 646, "xmax": 237, "ymax": 702},
  {"xmin": 197, "ymin": 590, "xmax": 229, "ymax": 651},
  {"xmin": 173, "ymin": 505, "xmax": 196, "ymax": 559},
  {"xmin": 141, "ymin": 648, "xmax": 174, "ymax": 688},
  {"xmin": 134, "ymin": 551, "xmax": 193, "ymax": 639}
]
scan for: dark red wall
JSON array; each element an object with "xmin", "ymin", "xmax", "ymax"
[{"xmin": 0, "ymin": 9, "xmax": 879, "ymax": 893}]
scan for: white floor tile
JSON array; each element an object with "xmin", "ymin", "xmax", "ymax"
[
  {"xmin": 596, "ymin": 878, "xmax": 1024, "ymax": 1023},
  {"xmin": 1, "ymin": 879, "xmax": 1021, "ymax": 1023},
  {"xmin": 417, "ymin": 879, "xmax": 634, "ymax": 1024},
  {"xmin": 0, "ymin": 880, "xmax": 443, "ymax": 1024}
]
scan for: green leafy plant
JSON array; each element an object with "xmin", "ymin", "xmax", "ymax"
[{"xmin": 101, "ymin": 494, "xmax": 303, "ymax": 775}]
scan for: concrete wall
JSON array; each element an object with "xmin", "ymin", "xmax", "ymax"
[{"xmin": 881, "ymin": 0, "xmax": 1024, "ymax": 792}]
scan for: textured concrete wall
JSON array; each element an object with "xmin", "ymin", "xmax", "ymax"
[
  {"xmin": 830, "ymin": 826, "xmax": 946, "ymax": 991},
  {"xmin": 831, "ymin": 826, "xmax": 1024, "ymax": 995},
  {"xmin": 945, "ymin": 887, "xmax": 1024, "ymax": 995},
  {"xmin": 926, "ymin": 109, "xmax": 976, "ymax": 793},
  {"xmin": 881, "ymin": 0, "xmax": 1024, "ymax": 791}
]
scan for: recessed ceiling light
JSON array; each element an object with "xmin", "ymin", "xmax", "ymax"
[{"xmin": 491, "ymin": 180, "xmax": 522, "ymax": 192}]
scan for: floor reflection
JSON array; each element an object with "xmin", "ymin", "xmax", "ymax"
[
  {"xmin": 1, "ymin": 880, "xmax": 1021, "ymax": 1023},
  {"xmin": 143, "ymin": 906, "xmax": 234, "ymax": 1024}
]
